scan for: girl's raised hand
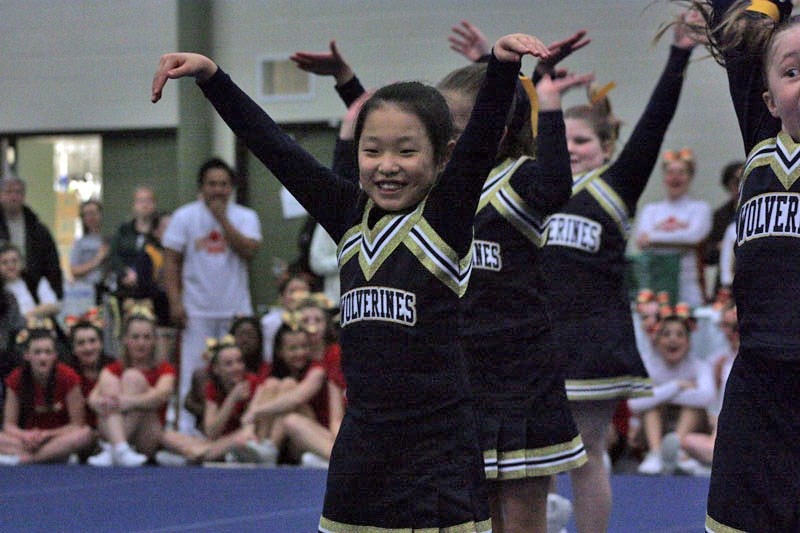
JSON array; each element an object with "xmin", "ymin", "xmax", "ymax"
[
  {"xmin": 493, "ymin": 33, "xmax": 551, "ymax": 63},
  {"xmin": 290, "ymin": 40, "xmax": 354, "ymax": 85},
  {"xmin": 448, "ymin": 20, "xmax": 490, "ymax": 62},
  {"xmin": 674, "ymin": 8, "xmax": 707, "ymax": 49},
  {"xmin": 536, "ymin": 30, "xmax": 590, "ymax": 76},
  {"xmin": 536, "ymin": 71, "xmax": 596, "ymax": 111},
  {"xmin": 151, "ymin": 53, "xmax": 218, "ymax": 103}
]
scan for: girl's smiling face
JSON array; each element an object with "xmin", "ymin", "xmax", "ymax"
[
  {"xmin": 72, "ymin": 327, "xmax": 103, "ymax": 369},
  {"xmin": 0, "ymin": 249, "xmax": 23, "ymax": 282},
  {"xmin": 565, "ymin": 118, "xmax": 612, "ymax": 175},
  {"xmin": 213, "ymin": 346, "xmax": 245, "ymax": 388},
  {"xmin": 25, "ymin": 337, "xmax": 58, "ymax": 381},
  {"xmin": 300, "ymin": 306, "xmax": 327, "ymax": 347},
  {"xmin": 123, "ymin": 318, "xmax": 156, "ymax": 365},
  {"xmin": 277, "ymin": 330, "xmax": 311, "ymax": 375},
  {"xmin": 764, "ymin": 26, "xmax": 800, "ymax": 140},
  {"xmin": 358, "ymin": 103, "xmax": 446, "ymax": 212},
  {"xmin": 662, "ymin": 160, "xmax": 693, "ymax": 200},
  {"xmin": 655, "ymin": 320, "xmax": 690, "ymax": 366}
]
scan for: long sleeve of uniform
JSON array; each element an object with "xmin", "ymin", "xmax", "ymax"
[
  {"xmin": 713, "ymin": 0, "xmax": 783, "ymax": 151},
  {"xmin": 509, "ymin": 110, "xmax": 572, "ymax": 216},
  {"xmin": 199, "ymin": 69, "xmax": 359, "ymax": 242},
  {"xmin": 335, "ymin": 75, "xmax": 366, "ymax": 109},
  {"xmin": 332, "ymin": 138, "xmax": 358, "ymax": 184},
  {"xmin": 609, "ymin": 46, "xmax": 693, "ymax": 211}
]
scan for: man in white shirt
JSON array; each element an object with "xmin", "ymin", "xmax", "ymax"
[{"xmin": 163, "ymin": 159, "xmax": 262, "ymax": 433}]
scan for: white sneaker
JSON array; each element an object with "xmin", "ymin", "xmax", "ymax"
[
  {"xmin": 87, "ymin": 442, "xmax": 114, "ymax": 467},
  {"xmin": 637, "ymin": 450, "xmax": 663, "ymax": 475},
  {"xmin": 155, "ymin": 449, "xmax": 188, "ymax": 467},
  {"xmin": 228, "ymin": 443, "xmax": 262, "ymax": 464},
  {"xmin": 300, "ymin": 451, "xmax": 329, "ymax": 469},
  {"xmin": 113, "ymin": 442, "xmax": 148, "ymax": 467},
  {"xmin": 676, "ymin": 456, "xmax": 712, "ymax": 477},
  {"xmin": 0, "ymin": 454, "xmax": 20, "ymax": 466},
  {"xmin": 546, "ymin": 493, "xmax": 573, "ymax": 533},
  {"xmin": 660, "ymin": 432, "xmax": 681, "ymax": 475},
  {"xmin": 248, "ymin": 439, "xmax": 278, "ymax": 466}
]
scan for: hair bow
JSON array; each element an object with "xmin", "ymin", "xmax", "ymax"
[
  {"xmin": 202, "ymin": 334, "xmax": 238, "ymax": 362},
  {"xmin": 15, "ymin": 317, "xmax": 56, "ymax": 345},
  {"xmin": 662, "ymin": 147, "xmax": 694, "ymax": 164},
  {"xmin": 123, "ymin": 299, "xmax": 155, "ymax": 321},
  {"xmin": 65, "ymin": 307, "xmax": 104, "ymax": 329}
]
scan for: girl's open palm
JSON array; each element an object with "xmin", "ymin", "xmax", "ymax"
[{"xmin": 494, "ymin": 34, "xmax": 551, "ymax": 63}]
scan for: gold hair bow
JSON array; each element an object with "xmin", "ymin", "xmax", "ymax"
[
  {"xmin": 662, "ymin": 147, "xmax": 694, "ymax": 164},
  {"xmin": 65, "ymin": 307, "xmax": 104, "ymax": 329},
  {"xmin": 15, "ymin": 317, "xmax": 56, "ymax": 344},
  {"xmin": 589, "ymin": 81, "xmax": 616, "ymax": 106},
  {"xmin": 123, "ymin": 299, "xmax": 155, "ymax": 321},
  {"xmin": 202, "ymin": 334, "xmax": 238, "ymax": 362},
  {"xmin": 281, "ymin": 310, "xmax": 319, "ymax": 334},
  {"xmin": 287, "ymin": 290, "xmax": 335, "ymax": 315}
]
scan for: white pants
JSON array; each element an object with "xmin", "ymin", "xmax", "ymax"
[{"xmin": 176, "ymin": 315, "xmax": 233, "ymax": 433}]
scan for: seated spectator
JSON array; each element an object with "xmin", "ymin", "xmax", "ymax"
[
  {"xmin": 86, "ymin": 305, "xmax": 174, "ymax": 466},
  {"xmin": 0, "ymin": 243, "xmax": 60, "ymax": 321},
  {"xmin": 292, "ymin": 296, "xmax": 344, "ymax": 467},
  {"xmin": 0, "ymin": 323, "xmax": 93, "ymax": 464},
  {"xmin": 260, "ymin": 273, "xmax": 312, "ymax": 362},
  {"xmin": 183, "ymin": 315, "xmax": 269, "ymax": 434},
  {"xmin": 64, "ymin": 314, "xmax": 115, "ymax": 432},
  {"xmin": 664, "ymin": 303, "xmax": 739, "ymax": 476},
  {"xmin": 243, "ymin": 315, "xmax": 335, "ymax": 465},
  {"xmin": 160, "ymin": 335, "xmax": 278, "ymax": 465},
  {"xmin": 629, "ymin": 304, "xmax": 715, "ymax": 475}
]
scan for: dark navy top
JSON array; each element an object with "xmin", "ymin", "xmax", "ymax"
[{"xmin": 199, "ymin": 54, "xmax": 520, "ymax": 420}]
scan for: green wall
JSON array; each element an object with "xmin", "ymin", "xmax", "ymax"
[{"xmin": 101, "ymin": 130, "xmax": 179, "ymax": 232}]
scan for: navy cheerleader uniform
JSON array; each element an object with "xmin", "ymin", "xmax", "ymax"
[
  {"xmin": 460, "ymin": 112, "xmax": 586, "ymax": 480},
  {"xmin": 199, "ymin": 54, "xmax": 519, "ymax": 532},
  {"xmin": 540, "ymin": 45, "xmax": 693, "ymax": 401},
  {"xmin": 706, "ymin": 2, "xmax": 800, "ymax": 531}
]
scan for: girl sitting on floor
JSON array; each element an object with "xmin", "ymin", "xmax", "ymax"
[
  {"xmin": 628, "ymin": 303, "xmax": 715, "ymax": 475},
  {"xmin": 86, "ymin": 305, "xmax": 175, "ymax": 466},
  {"xmin": 159, "ymin": 334, "xmax": 279, "ymax": 465},
  {"xmin": 0, "ymin": 321, "xmax": 93, "ymax": 464}
]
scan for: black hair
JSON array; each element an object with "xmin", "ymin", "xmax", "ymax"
[
  {"xmin": 720, "ymin": 160, "xmax": 744, "ymax": 188},
  {"xmin": 229, "ymin": 315, "xmax": 265, "ymax": 374},
  {"xmin": 18, "ymin": 329, "xmax": 58, "ymax": 428},
  {"xmin": 197, "ymin": 157, "xmax": 235, "ymax": 188},
  {"xmin": 66, "ymin": 321, "xmax": 113, "ymax": 375},
  {"xmin": 354, "ymin": 81, "xmax": 454, "ymax": 166},
  {"xmin": 79, "ymin": 199, "xmax": 103, "ymax": 234},
  {"xmin": 271, "ymin": 324, "xmax": 310, "ymax": 379},
  {"xmin": 206, "ymin": 340, "xmax": 242, "ymax": 401}
]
